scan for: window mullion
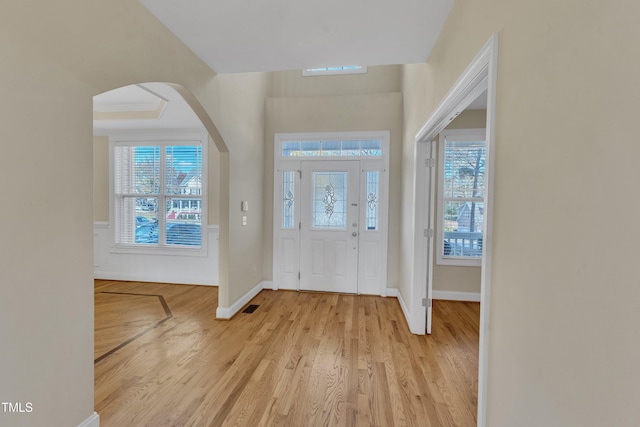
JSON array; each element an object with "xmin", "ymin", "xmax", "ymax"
[
  {"xmin": 443, "ymin": 197, "xmax": 483, "ymax": 203},
  {"xmin": 158, "ymin": 146, "xmax": 167, "ymax": 246},
  {"xmin": 116, "ymin": 192, "xmax": 158, "ymax": 197},
  {"xmin": 169, "ymin": 194, "xmax": 200, "ymax": 199}
]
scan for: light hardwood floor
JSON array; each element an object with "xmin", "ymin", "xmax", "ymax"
[{"xmin": 95, "ymin": 280, "xmax": 479, "ymax": 426}]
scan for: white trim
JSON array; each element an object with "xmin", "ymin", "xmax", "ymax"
[
  {"xmin": 433, "ymin": 290, "xmax": 481, "ymax": 302},
  {"xmin": 415, "ymin": 49, "xmax": 491, "ymax": 143},
  {"xmin": 94, "ymin": 222, "xmax": 219, "ymax": 285},
  {"xmin": 426, "ymin": 141, "xmax": 436, "ymax": 334},
  {"xmin": 215, "ymin": 281, "xmax": 264, "ymax": 319},
  {"xmin": 408, "ymin": 140, "xmax": 433, "ymax": 334},
  {"xmin": 93, "ymin": 271, "xmax": 218, "ymax": 286},
  {"xmin": 412, "ymin": 33, "xmax": 499, "ymax": 427},
  {"xmin": 77, "ymin": 412, "xmax": 100, "ymax": 427},
  {"xmin": 94, "ymin": 127, "xmax": 206, "ymax": 138},
  {"xmin": 477, "ymin": 33, "xmax": 499, "ymax": 427},
  {"xmin": 386, "ymin": 287, "xmax": 398, "ymax": 297},
  {"xmin": 262, "ymin": 280, "xmax": 275, "ymax": 290},
  {"xmin": 395, "ymin": 289, "xmax": 411, "ymax": 327}
]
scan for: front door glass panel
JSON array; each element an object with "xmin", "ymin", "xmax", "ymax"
[{"xmin": 312, "ymin": 171, "xmax": 347, "ymax": 229}]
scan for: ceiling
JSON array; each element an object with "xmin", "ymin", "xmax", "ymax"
[
  {"xmin": 93, "ymin": 83, "xmax": 485, "ymax": 136},
  {"xmin": 138, "ymin": 0, "xmax": 454, "ymax": 73},
  {"xmin": 93, "ymin": 83, "xmax": 204, "ymax": 135},
  {"xmin": 94, "ymin": 2, "xmax": 469, "ymax": 134}
]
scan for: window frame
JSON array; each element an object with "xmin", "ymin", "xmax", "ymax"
[
  {"xmin": 436, "ymin": 128, "xmax": 486, "ymax": 267},
  {"xmin": 302, "ymin": 66, "xmax": 367, "ymax": 76},
  {"xmin": 109, "ymin": 131, "xmax": 208, "ymax": 257}
]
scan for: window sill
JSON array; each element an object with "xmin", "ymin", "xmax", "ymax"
[
  {"xmin": 436, "ymin": 256, "xmax": 482, "ymax": 267},
  {"xmin": 110, "ymin": 244, "xmax": 208, "ymax": 258}
]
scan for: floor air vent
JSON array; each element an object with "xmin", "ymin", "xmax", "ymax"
[{"xmin": 242, "ymin": 304, "xmax": 259, "ymax": 313}]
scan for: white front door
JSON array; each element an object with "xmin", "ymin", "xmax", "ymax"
[
  {"xmin": 272, "ymin": 131, "xmax": 390, "ymax": 296},
  {"xmin": 300, "ymin": 161, "xmax": 360, "ymax": 293}
]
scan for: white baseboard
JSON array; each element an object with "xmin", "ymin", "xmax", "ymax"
[
  {"xmin": 77, "ymin": 412, "xmax": 99, "ymax": 427},
  {"xmin": 394, "ymin": 289, "xmax": 411, "ymax": 327},
  {"xmin": 93, "ymin": 271, "xmax": 218, "ymax": 286},
  {"xmin": 216, "ymin": 281, "xmax": 265, "ymax": 319},
  {"xmin": 433, "ymin": 290, "xmax": 481, "ymax": 302},
  {"xmin": 262, "ymin": 280, "xmax": 275, "ymax": 290},
  {"xmin": 386, "ymin": 288, "xmax": 398, "ymax": 297}
]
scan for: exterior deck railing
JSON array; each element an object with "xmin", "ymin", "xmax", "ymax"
[{"xmin": 444, "ymin": 231, "xmax": 483, "ymax": 257}]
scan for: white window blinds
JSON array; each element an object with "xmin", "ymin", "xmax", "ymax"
[
  {"xmin": 438, "ymin": 130, "xmax": 486, "ymax": 265},
  {"xmin": 113, "ymin": 141, "xmax": 204, "ymax": 248}
]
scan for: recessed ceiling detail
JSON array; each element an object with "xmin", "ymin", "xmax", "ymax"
[
  {"xmin": 93, "ymin": 84, "xmax": 168, "ymax": 121},
  {"xmin": 93, "ymin": 83, "xmax": 204, "ymax": 136},
  {"xmin": 138, "ymin": 0, "xmax": 454, "ymax": 73}
]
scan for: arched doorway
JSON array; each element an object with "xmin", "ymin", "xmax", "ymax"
[{"xmin": 92, "ymin": 82, "xmax": 224, "ymax": 287}]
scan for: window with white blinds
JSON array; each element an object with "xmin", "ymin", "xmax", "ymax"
[
  {"xmin": 111, "ymin": 135, "xmax": 206, "ymax": 252},
  {"xmin": 437, "ymin": 129, "xmax": 486, "ymax": 266}
]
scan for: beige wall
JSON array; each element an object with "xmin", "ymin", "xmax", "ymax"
[
  {"xmin": 0, "ymin": 1, "xmax": 265, "ymax": 425},
  {"xmin": 207, "ymin": 136, "xmax": 221, "ymax": 225},
  {"xmin": 399, "ymin": 63, "xmax": 430, "ymax": 306},
  {"xmin": 92, "ymin": 134, "xmax": 221, "ymax": 225},
  {"xmin": 207, "ymin": 72, "xmax": 270, "ymax": 303},
  {"xmin": 93, "ymin": 136, "xmax": 109, "ymax": 222},
  {"xmin": 6, "ymin": 1, "xmax": 639, "ymax": 426},
  {"xmin": 402, "ymin": 0, "xmax": 640, "ymax": 425},
  {"xmin": 263, "ymin": 67, "xmax": 403, "ymax": 288},
  {"xmin": 0, "ymin": 34, "xmax": 96, "ymax": 427},
  {"xmin": 432, "ymin": 109, "xmax": 486, "ymax": 294},
  {"xmin": 269, "ymin": 65, "xmax": 402, "ymax": 98}
]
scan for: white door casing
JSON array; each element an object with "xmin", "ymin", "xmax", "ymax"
[
  {"xmin": 413, "ymin": 34, "xmax": 498, "ymax": 427},
  {"xmin": 424, "ymin": 141, "xmax": 436, "ymax": 334},
  {"xmin": 273, "ymin": 131, "xmax": 389, "ymax": 295}
]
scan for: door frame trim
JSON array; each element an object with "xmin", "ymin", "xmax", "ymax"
[
  {"xmin": 273, "ymin": 131, "xmax": 390, "ymax": 295},
  {"xmin": 413, "ymin": 33, "xmax": 499, "ymax": 427}
]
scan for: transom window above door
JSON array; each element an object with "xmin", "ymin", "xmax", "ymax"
[{"xmin": 281, "ymin": 139, "xmax": 382, "ymax": 157}]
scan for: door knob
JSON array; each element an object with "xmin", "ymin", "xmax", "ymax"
[{"xmin": 352, "ymin": 232, "xmax": 358, "ymax": 237}]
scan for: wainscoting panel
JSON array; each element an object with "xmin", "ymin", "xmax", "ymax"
[{"xmin": 93, "ymin": 222, "xmax": 219, "ymax": 286}]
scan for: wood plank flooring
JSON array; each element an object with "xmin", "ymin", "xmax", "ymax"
[{"xmin": 95, "ymin": 280, "xmax": 479, "ymax": 426}]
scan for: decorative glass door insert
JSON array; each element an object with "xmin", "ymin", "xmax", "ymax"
[
  {"xmin": 312, "ymin": 172, "xmax": 348, "ymax": 229},
  {"xmin": 282, "ymin": 170, "xmax": 296, "ymax": 229}
]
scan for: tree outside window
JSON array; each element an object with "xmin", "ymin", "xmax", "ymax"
[{"xmin": 438, "ymin": 129, "xmax": 485, "ymax": 265}]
